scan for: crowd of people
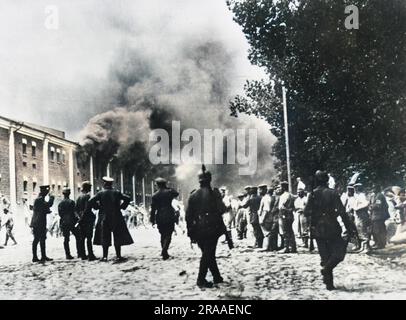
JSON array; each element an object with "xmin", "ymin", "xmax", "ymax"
[{"xmin": 0, "ymin": 167, "xmax": 405, "ymax": 291}]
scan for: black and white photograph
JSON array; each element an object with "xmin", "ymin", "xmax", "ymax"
[{"xmin": 0, "ymin": 0, "xmax": 405, "ymax": 307}]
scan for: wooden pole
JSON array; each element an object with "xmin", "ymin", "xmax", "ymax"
[{"xmin": 282, "ymin": 85, "xmax": 292, "ymax": 193}]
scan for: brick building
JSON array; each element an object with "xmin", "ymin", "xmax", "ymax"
[{"xmin": 0, "ymin": 116, "xmax": 91, "ymax": 210}]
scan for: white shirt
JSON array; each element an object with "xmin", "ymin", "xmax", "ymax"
[
  {"xmin": 354, "ymin": 192, "xmax": 369, "ymax": 211},
  {"xmin": 294, "ymin": 195, "xmax": 307, "ymax": 211},
  {"xmin": 259, "ymin": 194, "xmax": 272, "ymax": 214},
  {"xmin": 279, "ymin": 191, "xmax": 291, "ymax": 210}
]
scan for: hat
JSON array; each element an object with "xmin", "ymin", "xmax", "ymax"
[
  {"xmin": 244, "ymin": 185, "xmax": 252, "ymax": 190},
  {"xmin": 102, "ymin": 176, "xmax": 114, "ymax": 183},
  {"xmin": 237, "ymin": 193, "xmax": 246, "ymax": 198},
  {"xmin": 347, "ymin": 185, "xmax": 355, "ymax": 189},
  {"xmin": 297, "ymin": 187, "xmax": 304, "ymax": 192},
  {"xmin": 258, "ymin": 184, "xmax": 267, "ymax": 189},
  {"xmin": 62, "ymin": 188, "xmax": 70, "ymax": 194},
  {"xmin": 155, "ymin": 177, "xmax": 167, "ymax": 185},
  {"xmin": 39, "ymin": 185, "xmax": 50, "ymax": 191},
  {"xmin": 198, "ymin": 165, "xmax": 212, "ymax": 183},
  {"xmin": 82, "ymin": 181, "xmax": 92, "ymax": 187}
]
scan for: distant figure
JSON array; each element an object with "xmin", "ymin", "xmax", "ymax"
[
  {"xmin": 186, "ymin": 166, "xmax": 227, "ymax": 288},
  {"xmin": 240, "ymin": 186, "xmax": 264, "ymax": 248},
  {"xmin": 75, "ymin": 181, "xmax": 97, "ymax": 261},
  {"xmin": 354, "ymin": 183, "xmax": 372, "ymax": 252},
  {"xmin": 3, "ymin": 208, "xmax": 17, "ymax": 246},
  {"xmin": 22, "ymin": 198, "xmax": 32, "ymax": 228},
  {"xmin": 235, "ymin": 193, "xmax": 248, "ymax": 240},
  {"xmin": 150, "ymin": 177, "xmax": 179, "ymax": 260},
  {"xmin": 369, "ymin": 185, "xmax": 390, "ymax": 249},
  {"xmin": 294, "ymin": 188, "xmax": 312, "ymax": 248},
  {"xmin": 89, "ymin": 177, "xmax": 133, "ymax": 262},
  {"xmin": 296, "ymin": 177, "xmax": 306, "ymax": 192},
  {"xmin": 259, "ymin": 185, "xmax": 278, "ymax": 251},
  {"xmin": 30, "ymin": 185, "xmax": 55, "ymax": 263},
  {"xmin": 278, "ymin": 181, "xmax": 297, "ymax": 253}
]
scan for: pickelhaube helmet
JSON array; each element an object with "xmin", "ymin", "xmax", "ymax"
[{"xmin": 198, "ymin": 165, "xmax": 212, "ymax": 183}]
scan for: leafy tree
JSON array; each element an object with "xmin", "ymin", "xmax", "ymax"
[{"xmin": 227, "ymin": 0, "xmax": 406, "ymax": 188}]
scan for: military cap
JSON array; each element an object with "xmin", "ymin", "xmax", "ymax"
[
  {"xmin": 102, "ymin": 176, "xmax": 114, "ymax": 183},
  {"xmin": 39, "ymin": 185, "xmax": 50, "ymax": 191},
  {"xmin": 237, "ymin": 193, "xmax": 246, "ymax": 199},
  {"xmin": 258, "ymin": 184, "xmax": 268, "ymax": 189},
  {"xmin": 244, "ymin": 185, "xmax": 252, "ymax": 190},
  {"xmin": 155, "ymin": 177, "xmax": 167, "ymax": 184},
  {"xmin": 297, "ymin": 187, "xmax": 304, "ymax": 192},
  {"xmin": 251, "ymin": 186, "xmax": 258, "ymax": 191},
  {"xmin": 62, "ymin": 188, "xmax": 71, "ymax": 194},
  {"xmin": 81, "ymin": 181, "xmax": 92, "ymax": 188}
]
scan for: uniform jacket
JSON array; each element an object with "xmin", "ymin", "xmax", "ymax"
[
  {"xmin": 369, "ymin": 192, "xmax": 390, "ymax": 221},
  {"xmin": 58, "ymin": 198, "xmax": 77, "ymax": 228},
  {"xmin": 186, "ymin": 186, "xmax": 227, "ymax": 241},
  {"xmin": 304, "ymin": 186, "xmax": 355, "ymax": 239},
  {"xmin": 30, "ymin": 195, "xmax": 55, "ymax": 230},
  {"xmin": 278, "ymin": 191, "xmax": 295, "ymax": 221},
  {"xmin": 76, "ymin": 193, "xmax": 96, "ymax": 226},
  {"xmin": 150, "ymin": 188, "xmax": 179, "ymax": 227},
  {"xmin": 89, "ymin": 188, "xmax": 133, "ymax": 246},
  {"xmin": 241, "ymin": 194, "xmax": 262, "ymax": 224}
]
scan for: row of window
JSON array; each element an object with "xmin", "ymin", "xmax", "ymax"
[{"xmin": 21, "ymin": 139, "xmax": 66, "ymax": 163}]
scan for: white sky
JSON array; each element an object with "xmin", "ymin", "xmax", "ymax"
[{"xmin": 0, "ymin": 0, "xmax": 265, "ymax": 140}]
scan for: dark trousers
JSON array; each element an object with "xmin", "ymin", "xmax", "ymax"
[
  {"xmin": 5, "ymin": 227, "xmax": 16, "ymax": 245},
  {"xmin": 62, "ymin": 226, "xmax": 83, "ymax": 258},
  {"xmin": 281, "ymin": 219, "xmax": 297, "ymax": 251},
  {"xmin": 80, "ymin": 224, "xmax": 95, "ymax": 257},
  {"xmin": 252, "ymin": 223, "xmax": 264, "ymax": 248},
  {"xmin": 371, "ymin": 220, "xmax": 387, "ymax": 248},
  {"xmin": 32, "ymin": 230, "xmax": 47, "ymax": 259},
  {"xmin": 160, "ymin": 229, "xmax": 173, "ymax": 256},
  {"xmin": 197, "ymin": 237, "xmax": 221, "ymax": 282},
  {"xmin": 263, "ymin": 221, "xmax": 279, "ymax": 251},
  {"xmin": 316, "ymin": 237, "xmax": 347, "ymax": 271}
]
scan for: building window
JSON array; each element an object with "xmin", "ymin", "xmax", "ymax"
[
  {"xmin": 32, "ymin": 141, "xmax": 36, "ymax": 158},
  {"xmin": 50, "ymin": 147, "xmax": 55, "ymax": 162},
  {"xmin": 33, "ymin": 182, "xmax": 37, "ymax": 193},
  {"xmin": 51, "ymin": 184, "xmax": 55, "ymax": 192},
  {"xmin": 56, "ymin": 149, "xmax": 61, "ymax": 163},
  {"xmin": 32, "ymin": 163, "xmax": 36, "ymax": 169},
  {"xmin": 22, "ymin": 138, "xmax": 27, "ymax": 155},
  {"xmin": 62, "ymin": 150, "xmax": 66, "ymax": 163},
  {"xmin": 23, "ymin": 180, "xmax": 28, "ymax": 192},
  {"xmin": 23, "ymin": 161, "xmax": 27, "ymax": 167}
]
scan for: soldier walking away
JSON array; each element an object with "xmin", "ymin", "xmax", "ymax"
[
  {"xmin": 278, "ymin": 181, "xmax": 297, "ymax": 253},
  {"xmin": 30, "ymin": 185, "xmax": 55, "ymax": 263},
  {"xmin": 3, "ymin": 208, "xmax": 17, "ymax": 246},
  {"xmin": 150, "ymin": 177, "xmax": 179, "ymax": 260},
  {"xmin": 304, "ymin": 170, "xmax": 357, "ymax": 290},
  {"xmin": 369, "ymin": 185, "xmax": 390, "ymax": 249},
  {"xmin": 75, "ymin": 181, "xmax": 97, "ymax": 261},
  {"xmin": 89, "ymin": 177, "xmax": 133, "ymax": 263},
  {"xmin": 186, "ymin": 165, "xmax": 227, "ymax": 288}
]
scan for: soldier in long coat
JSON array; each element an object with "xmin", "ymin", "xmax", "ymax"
[
  {"xmin": 89, "ymin": 177, "xmax": 133, "ymax": 262},
  {"xmin": 369, "ymin": 186, "xmax": 390, "ymax": 249},
  {"xmin": 59, "ymin": 188, "xmax": 83, "ymax": 260},
  {"xmin": 241, "ymin": 187, "xmax": 264, "ymax": 248},
  {"xmin": 150, "ymin": 177, "xmax": 179, "ymax": 260},
  {"xmin": 76, "ymin": 181, "xmax": 97, "ymax": 261},
  {"xmin": 259, "ymin": 186, "xmax": 278, "ymax": 251},
  {"xmin": 304, "ymin": 171, "xmax": 357, "ymax": 290},
  {"xmin": 186, "ymin": 166, "xmax": 227, "ymax": 288},
  {"xmin": 278, "ymin": 181, "xmax": 297, "ymax": 253},
  {"xmin": 30, "ymin": 185, "xmax": 54, "ymax": 263}
]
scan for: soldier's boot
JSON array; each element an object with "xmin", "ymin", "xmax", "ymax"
[
  {"xmin": 40, "ymin": 241, "xmax": 53, "ymax": 262},
  {"xmin": 321, "ymin": 267, "xmax": 335, "ymax": 290},
  {"xmin": 32, "ymin": 241, "xmax": 40, "ymax": 263},
  {"xmin": 64, "ymin": 242, "xmax": 74, "ymax": 260},
  {"xmin": 100, "ymin": 246, "xmax": 109, "ymax": 262},
  {"xmin": 197, "ymin": 279, "xmax": 213, "ymax": 288},
  {"xmin": 87, "ymin": 241, "xmax": 97, "ymax": 261}
]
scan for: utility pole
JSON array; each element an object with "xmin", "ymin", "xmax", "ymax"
[{"xmin": 282, "ymin": 85, "xmax": 292, "ymax": 193}]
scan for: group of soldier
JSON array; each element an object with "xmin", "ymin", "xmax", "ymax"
[{"xmin": 5, "ymin": 164, "xmax": 400, "ymax": 291}]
